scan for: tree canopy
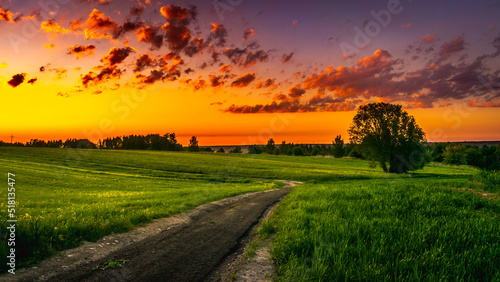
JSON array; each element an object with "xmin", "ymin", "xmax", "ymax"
[{"xmin": 348, "ymin": 102, "xmax": 427, "ymax": 173}]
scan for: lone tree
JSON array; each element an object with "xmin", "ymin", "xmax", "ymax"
[
  {"xmin": 348, "ymin": 102, "xmax": 427, "ymax": 173},
  {"xmin": 188, "ymin": 136, "xmax": 199, "ymax": 152},
  {"xmin": 332, "ymin": 135, "xmax": 345, "ymax": 158},
  {"xmin": 265, "ymin": 138, "xmax": 276, "ymax": 154}
]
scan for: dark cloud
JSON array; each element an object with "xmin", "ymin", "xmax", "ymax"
[
  {"xmin": 222, "ymin": 47, "xmax": 246, "ymax": 63},
  {"xmin": 436, "ymin": 35, "xmax": 466, "ymax": 63},
  {"xmin": 207, "ymin": 23, "xmax": 228, "ymax": 47},
  {"xmin": 134, "ymin": 25, "xmax": 163, "ymax": 50},
  {"xmin": 288, "ymin": 84, "xmax": 306, "ymax": 99},
  {"xmin": 211, "ymin": 51, "xmax": 220, "ymax": 64},
  {"xmin": 132, "ymin": 54, "xmax": 185, "ymax": 88},
  {"xmin": 273, "ymin": 93, "xmax": 287, "ymax": 101},
  {"xmin": 223, "ymin": 98, "xmax": 357, "ymax": 114},
  {"xmin": 223, "ymin": 100, "xmax": 302, "ymax": 113},
  {"xmin": 80, "ymin": 67, "xmax": 123, "ymax": 87},
  {"xmin": 209, "ymin": 74, "xmax": 225, "ymax": 87},
  {"xmin": 244, "ymin": 50, "xmax": 268, "ymax": 67},
  {"xmin": 184, "ymin": 68, "xmax": 194, "ymax": 74},
  {"xmin": 40, "ymin": 66, "xmax": 45, "ymax": 72},
  {"xmin": 303, "ymin": 49, "xmax": 398, "ymax": 98},
  {"xmin": 160, "ymin": 5, "xmax": 197, "ymax": 52},
  {"xmin": 256, "ymin": 78, "xmax": 276, "ymax": 89},
  {"xmin": 7, "ymin": 73, "xmax": 26, "ymax": 87},
  {"xmin": 492, "ymin": 34, "xmax": 500, "ymax": 58},
  {"xmin": 263, "ymin": 78, "xmax": 275, "ymax": 87},
  {"xmin": 0, "ymin": 6, "xmax": 22, "ymax": 23},
  {"xmin": 223, "ymin": 48, "xmax": 269, "ymax": 67},
  {"xmin": 184, "ymin": 37, "xmax": 205, "ymax": 57},
  {"xmin": 129, "ymin": 6, "xmax": 144, "ymax": 17},
  {"xmin": 223, "ymin": 45, "xmax": 500, "ymax": 113},
  {"xmin": 139, "ymin": 69, "xmax": 165, "ymax": 85},
  {"xmin": 27, "ymin": 78, "xmax": 37, "ymax": 84},
  {"xmin": 134, "ymin": 54, "xmax": 156, "ymax": 72},
  {"xmin": 27, "ymin": 10, "xmax": 42, "ymax": 21},
  {"xmin": 282, "ymin": 52, "xmax": 294, "ymax": 63},
  {"xmin": 467, "ymin": 99, "xmax": 500, "ymax": 107},
  {"xmin": 113, "ymin": 20, "xmax": 143, "ymax": 39},
  {"xmin": 191, "ymin": 77, "xmax": 206, "ymax": 91},
  {"xmin": 80, "ymin": 47, "xmax": 133, "ymax": 87},
  {"xmin": 231, "ymin": 72, "xmax": 256, "ymax": 87},
  {"xmin": 101, "ymin": 47, "xmax": 134, "ymax": 66},
  {"xmin": 84, "ymin": 0, "xmax": 113, "ymax": 4},
  {"xmin": 67, "ymin": 44, "xmax": 96, "ymax": 59},
  {"xmin": 243, "ymin": 28, "xmax": 254, "ymax": 41}
]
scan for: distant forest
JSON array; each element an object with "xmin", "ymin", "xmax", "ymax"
[{"xmin": 1, "ymin": 134, "xmax": 499, "ymax": 171}]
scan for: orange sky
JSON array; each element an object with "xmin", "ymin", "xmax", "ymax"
[{"xmin": 1, "ymin": 1, "xmax": 499, "ymax": 145}]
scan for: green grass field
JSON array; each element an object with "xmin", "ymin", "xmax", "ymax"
[{"xmin": 1, "ymin": 147, "xmax": 499, "ymax": 280}]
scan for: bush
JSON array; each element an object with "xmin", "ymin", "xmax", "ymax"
[
  {"xmin": 273, "ymin": 147, "xmax": 280, "ymax": 155},
  {"xmin": 229, "ymin": 146, "xmax": 242, "ymax": 153},
  {"xmin": 465, "ymin": 146, "xmax": 482, "ymax": 167},
  {"xmin": 202, "ymin": 147, "xmax": 214, "ymax": 152},
  {"xmin": 429, "ymin": 143, "xmax": 449, "ymax": 162},
  {"xmin": 348, "ymin": 146, "xmax": 364, "ymax": 159},
  {"xmin": 217, "ymin": 147, "xmax": 225, "ymax": 153},
  {"xmin": 293, "ymin": 147, "xmax": 304, "ymax": 156},
  {"xmin": 311, "ymin": 147, "xmax": 321, "ymax": 156},
  {"xmin": 248, "ymin": 144, "xmax": 264, "ymax": 154},
  {"xmin": 443, "ymin": 144, "xmax": 467, "ymax": 165}
]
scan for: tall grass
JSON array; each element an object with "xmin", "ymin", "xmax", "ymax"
[
  {"xmin": 472, "ymin": 170, "xmax": 500, "ymax": 193},
  {"xmin": 271, "ymin": 178, "xmax": 500, "ymax": 281}
]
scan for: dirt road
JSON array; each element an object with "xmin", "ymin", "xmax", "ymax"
[{"xmin": 6, "ymin": 181, "xmax": 300, "ymax": 282}]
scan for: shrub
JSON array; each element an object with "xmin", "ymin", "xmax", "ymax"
[
  {"xmin": 248, "ymin": 145, "xmax": 264, "ymax": 154},
  {"xmin": 229, "ymin": 146, "xmax": 242, "ymax": 153},
  {"xmin": 293, "ymin": 147, "xmax": 304, "ymax": 156},
  {"xmin": 443, "ymin": 144, "xmax": 467, "ymax": 165}
]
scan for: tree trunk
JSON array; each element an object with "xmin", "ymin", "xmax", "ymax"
[
  {"xmin": 389, "ymin": 155, "xmax": 409, "ymax": 173},
  {"xmin": 380, "ymin": 161, "xmax": 388, "ymax": 172}
]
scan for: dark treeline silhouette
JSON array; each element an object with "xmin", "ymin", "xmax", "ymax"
[
  {"xmin": 245, "ymin": 137, "xmax": 361, "ymax": 158},
  {"xmin": 99, "ymin": 134, "xmax": 183, "ymax": 151},
  {"xmin": 0, "ymin": 139, "xmax": 96, "ymax": 148},
  {"xmin": 0, "ymin": 140, "xmax": 25, "ymax": 147}
]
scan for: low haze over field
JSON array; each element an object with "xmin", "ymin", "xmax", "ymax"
[{"xmin": 1, "ymin": 0, "xmax": 499, "ymax": 144}]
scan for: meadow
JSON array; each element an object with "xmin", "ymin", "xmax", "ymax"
[{"xmin": 1, "ymin": 147, "xmax": 499, "ymax": 280}]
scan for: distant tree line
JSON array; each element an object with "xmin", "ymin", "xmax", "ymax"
[
  {"xmin": 3, "ymin": 134, "xmax": 498, "ymax": 171},
  {"xmin": 98, "ymin": 134, "xmax": 183, "ymax": 151},
  {"xmin": 0, "ymin": 138, "xmax": 96, "ymax": 149},
  {"xmin": 243, "ymin": 136, "xmax": 362, "ymax": 158},
  {"xmin": 428, "ymin": 143, "xmax": 500, "ymax": 171}
]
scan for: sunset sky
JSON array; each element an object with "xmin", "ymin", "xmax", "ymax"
[{"xmin": 1, "ymin": 0, "xmax": 499, "ymax": 145}]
